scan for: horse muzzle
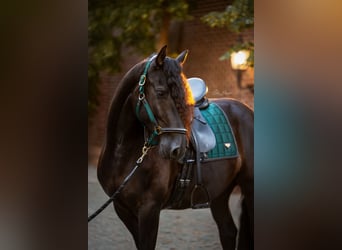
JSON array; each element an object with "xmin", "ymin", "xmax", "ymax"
[{"xmin": 159, "ymin": 133, "xmax": 187, "ymax": 163}]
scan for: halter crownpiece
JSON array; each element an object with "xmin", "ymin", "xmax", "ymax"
[{"xmin": 135, "ymin": 56, "xmax": 187, "ymax": 147}]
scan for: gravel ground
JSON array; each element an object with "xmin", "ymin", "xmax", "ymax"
[{"xmin": 88, "ymin": 166, "xmax": 241, "ymax": 250}]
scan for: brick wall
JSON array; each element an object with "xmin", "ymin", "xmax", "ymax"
[
  {"xmin": 88, "ymin": 0, "xmax": 254, "ymax": 165},
  {"xmin": 180, "ymin": 0, "xmax": 254, "ymax": 107}
]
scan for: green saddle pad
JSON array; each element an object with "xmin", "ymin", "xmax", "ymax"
[{"xmin": 200, "ymin": 102, "xmax": 239, "ymax": 160}]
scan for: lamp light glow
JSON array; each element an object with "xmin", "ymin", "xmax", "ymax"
[{"xmin": 230, "ymin": 50, "xmax": 250, "ymax": 70}]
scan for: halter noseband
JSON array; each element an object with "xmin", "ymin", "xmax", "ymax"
[{"xmin": 135, "ymin": 56, "xmax": 187, "ymax": 146}]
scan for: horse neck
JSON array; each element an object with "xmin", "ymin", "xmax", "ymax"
[
  {"xmin": 113, "ymin": 93, "xmax": 144, "ymax": 149},
  {"xmin": 104, "ymin": 62, "xmax": 144, "ymax": 150}
]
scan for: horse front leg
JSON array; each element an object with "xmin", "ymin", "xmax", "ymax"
[
  {"xmin": 137, "ymin": 201, "xmax": 161, "ymax": 250},
  {"xmin": 114, "ymin": 201, "xmax": 140, "ymax": 247}
]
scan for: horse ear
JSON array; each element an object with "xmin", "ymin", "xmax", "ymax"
[
  {"xmin": 156, "ymin": 45, "xmax": 167, "ymax": 67},
  {"xmin": 176, "ymin": 50, "xmax": 189, "ymax": 65}
]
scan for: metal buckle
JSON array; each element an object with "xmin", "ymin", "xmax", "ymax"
[
  {"xmin": 139, "ymin": 75, "xmax": 146, "ymax": 86},
  {"xmin": 155, "ymin": 126, "xmax": 162, "ymax": 135},
  {"xmin": 138, "ymin": 93, "xmax": 145, "ymax": 101}
]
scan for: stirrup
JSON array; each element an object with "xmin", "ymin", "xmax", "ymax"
[{"xmin": 190, "ymin": 184, "xmax": 210, "ymax": 209}]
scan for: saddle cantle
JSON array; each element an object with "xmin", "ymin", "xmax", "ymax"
[
  {"xmin": 188, "ymin": 77, "xmax": 209, "ymax": 109},
  {"xmin": 188, "ymin": 77, "xmax": 207, "ymax": 102}
]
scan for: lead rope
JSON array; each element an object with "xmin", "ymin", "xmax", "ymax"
[{"xmin": 88, "ymin": 145, "xmax": 151, "ymax": 222}]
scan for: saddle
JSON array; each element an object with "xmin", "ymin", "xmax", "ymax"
[
  {"xmin": 188, "ymin": 78, "xmax": 216, "ymax": 154},
  {"xmin": 168, "ymin": 78, "xmax": 238, "ymax": 209}
]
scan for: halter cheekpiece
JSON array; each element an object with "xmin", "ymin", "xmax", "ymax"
[{"xmin": 135, "ymin": 56, "xmax": 187, "ymax": 146}]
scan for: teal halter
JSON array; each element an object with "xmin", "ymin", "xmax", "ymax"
[{"xmin": 135, "ymin": 56, "xmax": 187, "ymax": 146}]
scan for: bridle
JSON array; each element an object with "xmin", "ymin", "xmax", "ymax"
[{"xmin": 135, "ymin": 56, "xmax": 187, "ymax": 147}]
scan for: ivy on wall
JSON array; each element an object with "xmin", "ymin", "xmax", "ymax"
[{"xmin": 201, "ymin": 0, "xmax": 254, "ymax": 67}]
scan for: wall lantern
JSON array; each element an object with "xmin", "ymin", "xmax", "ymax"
[
  {"xmin": 230, "ymin": 50, "xmax": 253, "ymax": 93},
  {"xmin": 231, "ymin": 50, "xmax": 250, "ymax": 70}
]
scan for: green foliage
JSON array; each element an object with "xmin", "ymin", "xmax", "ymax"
[
  {"xmin": 88, "ymin": 0, "xmax": 190, "ymax": 117},
  {"xmin": 201, "ymin": 0, "xmax": 253, "ymax": 33},
  {"xmin": 201, "ymin": 0, "xmax": 254, "ymax": 66}
]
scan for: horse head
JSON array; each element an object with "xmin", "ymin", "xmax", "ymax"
[{"xmin": 134, "ymin": 45, "xmax": 194, "ymax": 162}]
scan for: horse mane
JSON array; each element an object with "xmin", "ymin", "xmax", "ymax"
[{"xmin": 163, "ymin": 57, "xmax": 194, "ymax": 138}]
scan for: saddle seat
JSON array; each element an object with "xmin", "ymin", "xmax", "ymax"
[{"xmin": 188, "ymin": 77, "xmax": 209, "ymax": 109}]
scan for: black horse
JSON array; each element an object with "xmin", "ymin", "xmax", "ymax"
[{"xmin": 97, "ymin": 46, "xmax": 254, "ymax": 249}]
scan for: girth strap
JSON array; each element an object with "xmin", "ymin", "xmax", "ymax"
[{"xmin": 189, "ymin": 130, "xmax": 211, "ymax": 209}]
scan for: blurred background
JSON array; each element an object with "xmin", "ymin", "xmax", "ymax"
[
  {"xmin": 88, "ymin": 0, "xmax": 254, "ymax": 166},
  {"xmin": 2, "ymin": 0, "xmax": 342, "ymax": 248}
]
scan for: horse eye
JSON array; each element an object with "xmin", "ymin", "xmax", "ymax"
[{"xmin": 156, "ymin": 90, "xmax": 168, "ymax": 97}]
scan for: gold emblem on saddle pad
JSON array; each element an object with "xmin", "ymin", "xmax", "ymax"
[{"xmin": 224, "ymin": 143, "xmax": 231, "ymax": 149}]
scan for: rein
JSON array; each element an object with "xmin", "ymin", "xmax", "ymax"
[
  {"xmin": 88, "ymin": 145, "xmax": 151, "ymax": 222},
  {"xmin": 88, "ymin": 56, "xmax": 187, "ymax": 222}
]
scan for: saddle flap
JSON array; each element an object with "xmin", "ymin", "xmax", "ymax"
[{"xmin": 191, "ymin": 108, "xmax": 216, "ymax": 153}]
